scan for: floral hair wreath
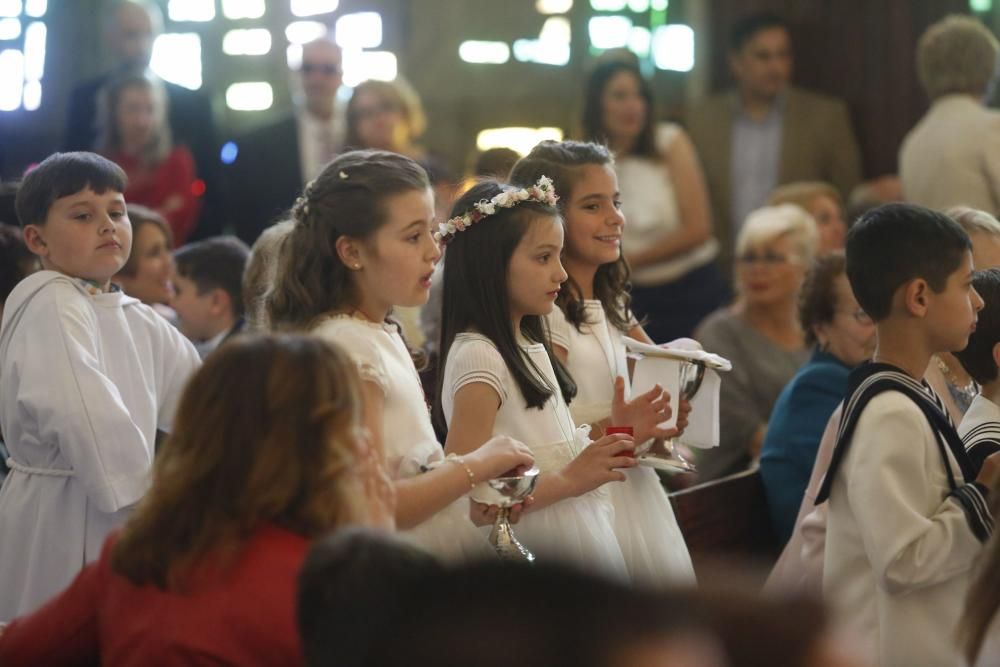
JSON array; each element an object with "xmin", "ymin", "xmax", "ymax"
[{"xmin": 434, "ymin": 176, "xmax": 559, "ymax": 245}]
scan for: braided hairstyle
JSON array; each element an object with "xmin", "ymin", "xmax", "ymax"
[{"xmin": 266, "ymin": 150, "xmax": 431, "ymax": 332}]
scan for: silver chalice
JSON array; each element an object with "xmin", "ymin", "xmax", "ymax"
[
  {"xmin": 471, "ymin": 466, "xmax": 540, "ymax": 562},
  {"xmin": 638, "ymin": 359, "xmax": 705, "ymax": 473}
]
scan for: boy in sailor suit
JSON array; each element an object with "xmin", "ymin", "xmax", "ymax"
[{"xmin": 818, "ymin": 204, "xmax": 1000, "ymax": 666}]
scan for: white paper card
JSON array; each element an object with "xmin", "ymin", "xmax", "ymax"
[{"xmin": 630, "ymin": 356, "xmax": 722, "ymax": 449}]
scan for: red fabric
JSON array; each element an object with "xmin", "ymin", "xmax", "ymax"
[
  {"xmin": 0, "ymin": 524, "xmax": 308, "ymax": 666},
  {"xmin": 110, "ymin": 147, "xmax": 201, "ymax": 245}
]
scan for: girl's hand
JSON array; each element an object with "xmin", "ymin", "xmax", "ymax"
[
  {"xmin": 610, "ymin": 377, "xmax": 675, "ymax": 443},
  {"xmin": 465, "ymin": 436, "xmax": 535, "ymax": 481},
  {"xmin": 560, "ymin": 433, "xmax": 636, "ymax": 497}
]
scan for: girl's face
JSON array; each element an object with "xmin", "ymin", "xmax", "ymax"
[
  {"xmin": 601, "ymin": 70, "xmax": 647, "ymax": 144},
  {"xmin": 814, "ymin": 274, "xmax": 876, "ymax": 368},
  {"xmin": 117, "ymin": 222, "xmax": 173, "ymax": 305},
  {"xmin": 736, "ymin": 233, "xmax": 806, "ymax": 308},
  {"xmin": 507, "ymin": 214, "xmax": 568, "ymax": 321},
  {"xmin": 353, "ymin": 89, "xmax": 407, "ymax": 151},
  {"xmin": 355, "ymin": 187, "xmax": 440, "ymax": 312},
  {"xmin": 808, "ymin": 195, "xmax": 847, "ymax": 254},
  {"xmin": 116, "ymin": 85, "xmax": 157, "ymax": 151},
  {"xmin": 562, "ymin": 164, "xmax": 625, "ymax": 269}
]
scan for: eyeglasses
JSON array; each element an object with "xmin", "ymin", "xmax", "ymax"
[
  {"xmin": 736, "ymin": 251, "xmax": 791, "ymax": 266},
  {"xmin": 840, "ymin": 307, "xmax": 873, "ymax": 325},
  {"xmin": 851, "ymin": 308, "xmax": 873, "ymax": 325},
  {"xmin": 301, "ymin": 62, "xmax": 341, "ymax": 76}
]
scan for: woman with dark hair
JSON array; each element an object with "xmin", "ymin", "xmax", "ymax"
[
  {"xmin": 758, "ymin": 252, "xmax": 875, "ymax": 545},
  {"xmin": 0, "ymin": 334, "xmax": 391, "ymax": 664},
  {"xmin": 97, "ymin": 73, "xmax": 200, "ymax": 244},
  {"xmin": 583, "ymin": 60, "xmax": 728, "ymax": 341}
]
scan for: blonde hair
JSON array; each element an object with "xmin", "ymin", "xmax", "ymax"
[
  {"xmin": 947, "ymin": 206, "xmax": 1000, "ymax": 239},
  {"xmin": 917, "ymin": 15, "xmax": 999, "ymax": 100},
  {"xmin": 346, "ymin": 78, "xmax": 427, "ymax": 149},
  {"xmin": 768, "ymin": 181, "xmax": 842, "ymax": 213},
  {"xmin": 111, "ymin": 334, "xmax": 366, "ymax": 590},
  {"xmin": 243, "ymin": 219, "xmax": 295, "ymax": 332},
  {"xmin": 736, "ymin": 204, "xmax": 819, "ymax": 266}
]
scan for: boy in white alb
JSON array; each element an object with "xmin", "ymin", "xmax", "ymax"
[
  {"xmin": 0, "ymin": 153, "xmax": 200, "ymax": 620},
  {"xmin": 817, "ymin": 204, "xmax": 999, "ymax": 666}
]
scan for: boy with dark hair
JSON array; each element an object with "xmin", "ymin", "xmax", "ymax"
[
  {"xmin": 0, "ymin": 152, "xmax": 200, "ymax": 620},
  {"xmin": 171, "ymin": 236, "xmax": 250, "ymax": 358},
  {"xmin": 956, "ymin": 268, "xmax": 1000, "ymax": 470},
  {"xmin": 817, "ymin": 203, "xmax": 999, "ymax": 666}
]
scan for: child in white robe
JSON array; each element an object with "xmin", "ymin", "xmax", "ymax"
[
  {"xmin": 818, "ymin": 204, "xmax": 999, "ymax": 666},
  {"xmin": 0, "ymin": 152, "xmax": 200, "ymax": 620}
]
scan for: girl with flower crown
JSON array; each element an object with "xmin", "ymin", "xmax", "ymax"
[
  {"xmin": 267, "ymin": 150, "xmax": 535, "ymax": 562},
  {"xmin": 509, "ymin": 140, "xmax": 696, "ymax": 585},
  {"xmin": 434, "ymin": 178, "xmax": 648, "ymax": 577}
]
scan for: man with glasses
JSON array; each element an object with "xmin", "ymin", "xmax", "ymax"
[{"xmin": 229, "ymin": 38, "xmax": 345, "ymax": 244}]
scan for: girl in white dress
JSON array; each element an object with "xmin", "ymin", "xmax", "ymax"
[
  {"xmin": 510, "ymin": 141, "xmax": 695, "ymax": 585},
  {"xmin": 435, "ymin": 178, "xmax": 643, "ymax": 579},
  {"xmin": 267, "ymin": 150, "xmax": 533, "ymax": 561}
]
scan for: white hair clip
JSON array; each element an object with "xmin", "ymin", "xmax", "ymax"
[{"xmin": 339, "ymin": 171, "xmax": 349, "ymax": 180}]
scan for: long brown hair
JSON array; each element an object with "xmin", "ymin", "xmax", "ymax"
[
  {"xmin": 960, "ymin": 483, "xmax": 1000, "ymax": 664},
  {"xmin": 509, "ymin": 140, "xmax": 634, "ymax": 334},
  {"xmin": 111, "ymin": 334, "xmax": 366, "ymax": 590},
  {"xmin": 266, "ymin": 150, "xmax": 430, "ymax": 332}
]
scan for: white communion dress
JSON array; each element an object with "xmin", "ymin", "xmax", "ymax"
[
  {"xmin": 313, "ymin": 315, "xmax": 492, "ymax": 561},
  {"xmin": 441, "ymin": 332, "xmax": 629, "ymax": 579},
  {"xmin": 545, "ymin": 302, "xmax": 695, "ymax": 585}
]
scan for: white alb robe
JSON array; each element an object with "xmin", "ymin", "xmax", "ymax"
[{"xmin": 0, "ymin": 271, "xmax": 200, "ymax": 620}]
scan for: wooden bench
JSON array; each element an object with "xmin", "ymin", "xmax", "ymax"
[{"xmin": 668, "ymin": 465, "xmax": 778, "ymax": 579}]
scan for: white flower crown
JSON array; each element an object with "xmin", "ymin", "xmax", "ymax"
[{"xmin": 434, "ymin": 176, "xmax": 559, "ymax": 245}]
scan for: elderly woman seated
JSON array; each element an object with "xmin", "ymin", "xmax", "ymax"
[
  {"xmin": 694, "ymin": 204, "xmax": 818, "ymax": 481},
  {"xmin": 758, "ymin": 252, "xmax": 875, "ymax": 545}
]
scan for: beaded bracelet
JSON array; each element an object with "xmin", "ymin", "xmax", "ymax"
[{"xmin": 445, "ymin": 453, "xmax": 476, "ymax": 490}]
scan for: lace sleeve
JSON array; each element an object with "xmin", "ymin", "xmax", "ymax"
[{"xmin": 355, "ymin": 362, "xmax": 389, "ymax": 395}]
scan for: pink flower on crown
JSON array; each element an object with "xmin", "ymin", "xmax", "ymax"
[{"xmin": 454, "ymin": 218, "xmax": 467, "ymax": 231}]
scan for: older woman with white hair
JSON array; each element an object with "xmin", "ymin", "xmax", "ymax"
[
  {"xmin": 900, "ymin": 15, "xmax": 1000, "ymax": 215},
  {"xmin": 693, "ymin": 204, "xmax": 818, "ymax": 481}
]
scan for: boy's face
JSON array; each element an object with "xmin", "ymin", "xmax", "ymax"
[
  {"xmin": 926, "ymin": 250, "xmax": 984, "ymax": 352},
  {"xmin": 171, "ymin": 274, "xmax": 225, "ymax": 342},
  {"xmin": 24, "ymin": 187, "xmax": 131, "ymax": 287}
]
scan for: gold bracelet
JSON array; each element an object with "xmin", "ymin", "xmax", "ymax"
[{"xmin": 446, "ymin": 454, "xmax": 476, "ymax": 490}]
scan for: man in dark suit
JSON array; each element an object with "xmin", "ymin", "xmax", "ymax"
[
  {"xmin": 227, "ymin": 38, "xmax": 344, "ymax": 244},
  {"xmin": 64, "ymin": 1, "xmax": 223, "ymax": 239},
  {"xmin": 687, "ymin": 12, "xmax": 861, "ymax": 265}
]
